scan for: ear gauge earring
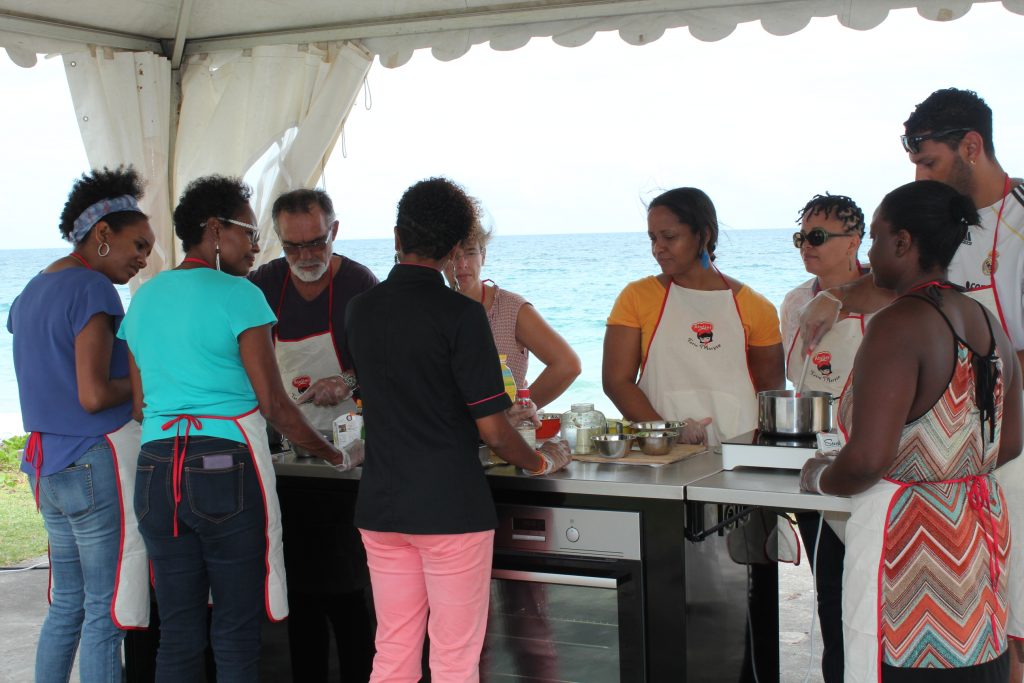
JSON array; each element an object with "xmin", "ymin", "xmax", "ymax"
[
  {"xmin": 215, "ymin": 242, "xmax": 221, "ymax": 271},
  {"xmin": 97, "ymin": 242, "xmax": 111, "ymax": 257}
]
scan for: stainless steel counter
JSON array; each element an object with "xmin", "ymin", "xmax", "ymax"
[
  {"xmin": 686, "ymin": 467, "xmax": 851, "ymax": 513},
  {"xmin": 273, "ymin": 449, "xmax": 724, "ymax": 500}
]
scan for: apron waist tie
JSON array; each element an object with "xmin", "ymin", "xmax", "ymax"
[
  {"xmin": 967, "ymin": 474, "xmax": 1003, "ymax": 650},
  {"xmin": 24, "ymin": 432, "xmax": 43, "ymax": 509},
  {"xmin": 161, "ymin": 415, "xmax": 203, "ymax": 537}
]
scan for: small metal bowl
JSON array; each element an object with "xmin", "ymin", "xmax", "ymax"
[
  {"xmin": 631, "ymin": 420, "xmax": 683, "ymax": 433},
  {"xmin": 592, "ymin": 434, "xmax": 636, "ymax": 458},
  {"xmin": 634, "ymin": 430, "xmax": 675, "ymax": 455}
]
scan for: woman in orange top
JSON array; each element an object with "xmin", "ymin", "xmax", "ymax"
[{"xmin": 603, "ymin": 187, "xmax": 784, "ymax": 443}]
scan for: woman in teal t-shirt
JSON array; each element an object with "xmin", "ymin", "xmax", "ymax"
[{"xmin": 119, "ymin": 175, "xmax": 359, "ymax": 682}]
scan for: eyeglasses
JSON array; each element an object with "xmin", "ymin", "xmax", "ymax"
[
  {"xmin": 792, "ymin": 229, "xmax": 854, "ymax": 248},
  {"xmin": 281, "ymin": 233, "xmax": 332, "ymax": 255},
  {"xmin": 900, "ymin": 128, "xmax": 971, "ymax": 154},
  {"xmin": 219, "ymin": 217, "xmax": 261, "ymax": 247}
]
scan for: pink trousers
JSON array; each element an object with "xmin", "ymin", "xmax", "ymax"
[{"xmin": 359, "ymin": 529, "xmax": 495, "ymax": 683}]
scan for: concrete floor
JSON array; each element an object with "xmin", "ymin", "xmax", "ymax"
[{"xmin": 1, "ymin": 551, "xmax": 826, "ymax": 682}]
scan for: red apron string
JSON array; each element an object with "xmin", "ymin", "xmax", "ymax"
[
  {"xmin": 24, "ymin": 432, "xmax": 43, "ymax": 509},
  {"xmin": 161, "ymin": 415, "xmax": 204, "ymax": 537},
  {"xmin": 968, "ymin": 474, "xmax": 1003, "ymax": 650}
]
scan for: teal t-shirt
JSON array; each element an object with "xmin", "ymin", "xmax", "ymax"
[{"xmin": 118, "ymin": 269, "xmax": 277, "ymax": 444}]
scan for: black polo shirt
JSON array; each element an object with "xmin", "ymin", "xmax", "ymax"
[{"xmin": 345, "ymin": 263, "xmax": 511, "ymax": 534}]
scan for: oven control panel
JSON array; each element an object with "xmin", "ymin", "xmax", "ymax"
[{"xmin": 494, "ymin": 504, "xmax": 641, "ymax": 561}]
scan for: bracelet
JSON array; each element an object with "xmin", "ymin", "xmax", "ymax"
[
  {"xmin": 820, "ymin": 289, "xmax": 843, "ymax": 310},
  {"xmin": 527, "ymin": 450, "xmax": 550, "ymax": 476},
  {"xmin": 338, "ymin": 373, "xmax": 358, "ymax": 389}
]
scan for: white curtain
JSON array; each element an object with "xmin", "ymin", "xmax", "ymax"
[
  {"xmin": 63, "ymin": 48, "xmax": 173, "ymax": 287},
  {"xmin": 175, "ymin": 41, "xmax": 372, "ymax": 266}
]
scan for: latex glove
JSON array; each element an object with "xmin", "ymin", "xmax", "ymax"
[
  {"xmin": 797, "ymin": 290, "xmax": 843, "ymax": 355},
  {"xmin": 678, "ymin": 417, "xmax": 713, "ymax": 445},
  {"xmin": 506, "ymin": 399, "xmax": 540, "ymax": 429},
  {"xmin": 330, "ymin": 439, "xmax": 364, "ymax": 471},
  {"xmin": 525, "ymin": 438, "xmax": 571, "ymax": 476},
  {"xmin": 296, "ymin": 375, "xmax": 354, "ymax": 407},
  {"xmin": 799, "ymin": 452, "xmax": 836, "ymax": 494}
]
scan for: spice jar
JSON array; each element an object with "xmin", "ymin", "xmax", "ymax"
[{"xmin": 561, "ymin": 403, "xmax": 607, "ymax": 455}]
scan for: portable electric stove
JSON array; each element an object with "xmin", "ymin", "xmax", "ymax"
[{"xmin": 721, "ymin": 429, "xmax": 820, "ymax": 470}]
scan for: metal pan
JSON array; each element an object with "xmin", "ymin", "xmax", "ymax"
[{"xmin": 757, "ymin": 390, "xmax": 832, "ymax": 435}]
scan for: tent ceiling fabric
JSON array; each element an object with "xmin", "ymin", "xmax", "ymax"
[{"xmin": 1, "ymin": 0, "xmax": 1018, "ymax": 68}]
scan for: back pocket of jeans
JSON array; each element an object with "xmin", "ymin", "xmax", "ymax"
[
  {"xmin": 49, "ymin": 464, "xmax": 94, "ymax": 517},
  {"xmin": 134, "ymin": 465, "xmax": 155, "ymax": 523},
  {"xmin": 184, "ymin": 464, "xmax": 244, "ymax": 523}
]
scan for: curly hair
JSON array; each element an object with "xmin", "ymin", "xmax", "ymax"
[
  {"xmin": 462, "ymin": 221, "xmax": 493, "ymax": 252},
  {"xmin": 904, "ymin": 88, "xmax": 994, "ymax": 157},
  {"xmin": 395, "ymin": 177, "xmax": 481, "ymax": 260},
  {"xmin": 173, "ymin": 175, "xmax": 253, "ymax": 251},
  {"xmin": 647, "ymin": 187, "xmax": 718, "ymax": 262},
  {"xmin": 58, "ymin": 166, "xmax": 146, "ymax": 244},
  {"xmin": 796, "ymin": 193, "xmax": 865, "ymax": 237},
  {"xmin": 878, "ymin": 180, "xmax": 978, "ymax": 271}
]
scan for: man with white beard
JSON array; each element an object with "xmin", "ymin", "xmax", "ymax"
[
  {"xmin": 250, "ymin": 188, "xmax": 378, "ymax": 431},
  {"xmin": 249, "ymin": 188, "xmax": 377, "ymax": 682}
]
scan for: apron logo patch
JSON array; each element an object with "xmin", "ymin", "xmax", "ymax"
[
  {"xmin": 292, "ymin": 375, "xmax": 312, "ymax": 394},
  {"xmin": 688, "ymin": 321, "xmax": 721, "ymax": 351},
  {"xmin": 813, "ymin": 352, "xmax": 832, "ymax": 376}
]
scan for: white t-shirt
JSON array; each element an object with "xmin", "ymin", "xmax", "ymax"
[{"xmin": 948, "ymin": 181, "xmax": 1024, "ymax": 349}]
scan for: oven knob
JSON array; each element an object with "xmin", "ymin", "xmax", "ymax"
[{"xmin": 565, "ymin": 526, "xmax": 580, "ymax": 543}]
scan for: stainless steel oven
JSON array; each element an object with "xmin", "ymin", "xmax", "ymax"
[{"xmin": 482, "ymin": 504, "xmax": 645, "ymax": 683}]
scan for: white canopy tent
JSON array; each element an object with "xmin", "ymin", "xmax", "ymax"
[{"xmin": 1, "ymin": 0, "xmax": 1020, "ymax": 282}]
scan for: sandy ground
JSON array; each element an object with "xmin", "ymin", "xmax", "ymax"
[{"xmin": 1, "ymin": 551, "xmax": 827, "ymax": 682}]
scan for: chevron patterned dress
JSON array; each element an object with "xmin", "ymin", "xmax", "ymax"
[{"xmin": 842, "ymin": 337, "xmax": 1009, "ymax": 681}]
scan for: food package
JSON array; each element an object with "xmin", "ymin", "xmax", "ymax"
[{"xmin": 333, "ymin": 412, "xmax": 364, "ymax": 450}]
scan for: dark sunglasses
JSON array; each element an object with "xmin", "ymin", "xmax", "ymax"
[
  {"xmin": 900, "ymin": 128, "xmax": 971, "ymax": 154},
  {"xmin": 792, "ymin": 229, "xmax": 854, "ymax": 248}
]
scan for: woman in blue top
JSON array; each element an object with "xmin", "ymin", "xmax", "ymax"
[
  {"xmin": 118, "ymin": 175, "xmax": 358, "ymax": 682},
  {"xmin": 8, "ymin": 166, "xmax": 155, "ymax": 682}
]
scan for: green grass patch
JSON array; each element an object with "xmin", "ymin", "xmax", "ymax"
[{"xmin": 0, "ymin": 435, "xmax": 48, "ymax": 567}]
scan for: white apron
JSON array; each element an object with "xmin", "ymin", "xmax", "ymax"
[
  {"xmin": 954, "ymin": 184, "xmax": 1024, "ymax": 640},
  {"xmin": 786, "ymin": 315, "xmax": 863, "ymax": 399},
  {"xmin": 161, "ymin": 408, "xmax": 288, "ymax": 621},
  {"xmin": 25, "ymin": 421, "xmax": 150, "ymax": 628},
  {"xmin": 637, "ymin": 272, "xmax": 757, "ymax": 441},
  {"xmin": 274, "ymin": 269, "xmax": 355, "ymax": 432}
]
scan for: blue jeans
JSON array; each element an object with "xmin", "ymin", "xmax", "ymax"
[
  {"xmin": 135, "ymin": 436, "xmax": 268, "ymax": 683},
  {"xmin": 30, "ymin": 441, "xmax": 125, "ymax": 683}
]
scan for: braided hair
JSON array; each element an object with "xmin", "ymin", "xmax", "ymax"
[{"xmin": 796, "ymin": 193, "xmax": 864, "ymax": 237}]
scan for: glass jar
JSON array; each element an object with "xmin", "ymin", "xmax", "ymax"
[{"xmin": 561, "ymin": 403, "xmax": 607, "ymax": 455}]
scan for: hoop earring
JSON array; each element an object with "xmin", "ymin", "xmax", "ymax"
[
  {"xmin": 215, "ymin": 243, "xmax": 221, "ymax": 271},
  {"xmin": 98, "ymin": 242, "xmax": 111, "ymax": 257}
]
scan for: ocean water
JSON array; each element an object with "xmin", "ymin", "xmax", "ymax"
[{"xmin": 0, "ymin": 230, "xmax": 868, "ymax": 435}]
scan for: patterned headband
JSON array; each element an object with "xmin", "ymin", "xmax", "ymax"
[{"xmin": 71, "ymin": 195, "xmax": 142, "ymax": 242}]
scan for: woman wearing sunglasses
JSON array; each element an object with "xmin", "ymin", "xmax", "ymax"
[
  {"xmin": 779, "ymin": 193, "xmax": 866, "ymax": 683},
  {"xmin": 118, "ymin": 175, "xmax": 359, "ymax": 681}
]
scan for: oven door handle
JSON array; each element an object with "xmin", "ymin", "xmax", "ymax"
[{"xmin": 491, "ymin": 568, "xmax": 619, "ymax": 589}]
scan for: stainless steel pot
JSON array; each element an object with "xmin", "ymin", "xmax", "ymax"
[{"xmin": 757, "ymin": 390, "xmax": 832, "ymax": 435}]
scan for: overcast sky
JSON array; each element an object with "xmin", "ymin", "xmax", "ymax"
[{"xmin": 1, "ymin": 3, "xmax": 1022, "ymax": 249}]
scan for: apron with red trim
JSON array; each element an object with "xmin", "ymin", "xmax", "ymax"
[
  {"xmin": 839, "ymin": 343, "xmax": 1009, "ymax": 682},
  {"xmin": 786, "ymin": 315, "xmax": 863, "ymax": 399},
  {"xmin": 24, "ymin": 420, "xmax": 150, "ymax": 628},
  {"xmin": 949, "ymin": 178, "xmax": 1024, "ymax": 640},
  {"xmin": 637, "ymin": 271, "xmax": 757, "ymax": 441},
  {"xmin": 274, "ymin": 269, "xmax": 354, "ymax": 432},
  {"xmin": 160, "ymin": 408, "xmax": 288, "ymax": 621}
]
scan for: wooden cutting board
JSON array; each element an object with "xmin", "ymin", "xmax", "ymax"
[{"xmin": 572, "ymin": 443, "xmax": 705, "ymax": 465}]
